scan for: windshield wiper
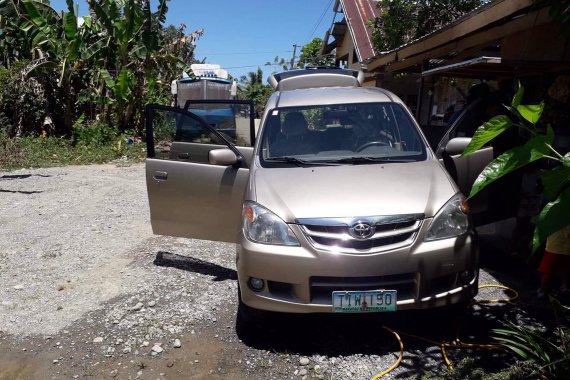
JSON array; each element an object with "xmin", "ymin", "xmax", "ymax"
[
  {"xmin": 266, "ymin": 156, "xmax": 339, "ymax": 166},
  {"xmin": 330, "ymin": 156, "xmax": 416, "ymax": 164}
]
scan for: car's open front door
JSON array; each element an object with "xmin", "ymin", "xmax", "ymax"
[
  {"xmin": 436, "ymin": 100, "xmax": 518, "ymax": 225},
  {"xmin": 145, "ymin": 102, "xmax": 255, "ymax": 243},
  {"xmin": 436, "ymin": 136, "xmax": 494, "ymax": 221}
]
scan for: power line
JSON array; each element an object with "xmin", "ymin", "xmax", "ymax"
[
  {"xmin": 307, "ymin": 0, "xmax": 334, "ymax": 41},
  {"xmin": 199, "ymin": 50, "xmax": 294, "ymax": 56},
  {"xmin": 218, "ymin": 53, "xmax": 337, "ymax": 71},
  {"xmin": 221, "ymin": 63, "xmax": 284, "ymax": 69}
]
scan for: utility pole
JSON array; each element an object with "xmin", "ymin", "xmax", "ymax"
[{"xmin": 290, "ymin": 44, "xmax": 299, "ymax": 70}]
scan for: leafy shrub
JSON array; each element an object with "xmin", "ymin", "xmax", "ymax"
[
  {"xmin": 0, "ymin": 135, "xmax": 145, "ymax": 170},
  {"xmin": 73, "ymin": 118, "xmax": 118, "ymax": 147},
  {"xmin": 412, "ymin": 357, "xmax": 539, "ymax": 380},
  {"xmin": 0, "ymin": 61, "xmax": 55, "ymax": 137},
  {"xmin": 492, "ymin": 296, "xmax": 570, "ymax": 378},
  {"xmin": 463, "ymin": 82, "xmax": 570, "ymax": 250}
]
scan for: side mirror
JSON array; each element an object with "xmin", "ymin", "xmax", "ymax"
[
  {"xmin": 209, "ymin": 148, "xmax": 239, "ymax": 166},
  {"xmin": 445, "ymin": 137, "xmax": 472, "ymax": 156}
]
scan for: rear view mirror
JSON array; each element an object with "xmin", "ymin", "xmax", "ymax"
[
  {"xmin": 209, "ymin": 148, "xmax": 239, "ymax": 166},
  {"xmin": 445, "ymin": 137, "xmax": 472, "ymax": 156}
]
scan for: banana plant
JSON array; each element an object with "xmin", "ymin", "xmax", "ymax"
[
  {"xmin": 17, "ymin": 0, "xmax": 89, "ymax": 133},
  {"xmin": 84, "ymin": 0, "xmax": 176, "ymax": 132},
  {"xmin": 462, "ymin": 83, "xmax": 570, "ymax": 252},
  {"xmin": 4, "ymin": 0, "xmax": 192, "ymax": 135},
  {"xmin": 0, "ymin": 0, "xmax": 53, "ymax": 66}
]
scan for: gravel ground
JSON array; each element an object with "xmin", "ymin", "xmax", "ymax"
[{"xmin": 0, "ymin": 163, "xmax": 538, "ymax": 380}]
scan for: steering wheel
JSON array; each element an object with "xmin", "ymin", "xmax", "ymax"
[{"xmin": 356, "ymin": 141, "xmax": 390, "ymax": 152}]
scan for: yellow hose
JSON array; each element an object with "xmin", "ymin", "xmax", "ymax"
[
  {"xmin": 369, "ymin": 326, "xmax": 404, "ymax": 380},
  {"xmin": 441, "ymin": 342, "xmax": 453, "ymax": 368},
  {"xmin": 369, "ymin": 284, "xmax": 517, "ymax": 379},
  {"xmin": 475, "ymin": 284, "xmax": 519, "ymax": 303}
]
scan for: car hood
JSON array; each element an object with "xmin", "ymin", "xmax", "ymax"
[{"xmin": 251, "ymin": 160, "xmax": 457, "ymax": 222}]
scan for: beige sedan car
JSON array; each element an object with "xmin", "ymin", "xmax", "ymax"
[{"xmin": 145, "ymin": 68, "xmax": 481, "ymax": 325}]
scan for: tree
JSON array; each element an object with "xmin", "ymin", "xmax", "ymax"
[
  {"xmin": 84, "ymin": 0, "xmax": 205, "ymax": 133},
  {"xmin": 83, "ymin": 0, "xmax": 173, "ymax": 132},
  {"xmin": 1, "ymin": 0, "xmax": 204, "ymax": 137},
  {"xmin": 238, "ymin": 67, "xmax": 271, "ymax": 117},
  {"xmin": 13, "ymin": 0, "xmax": 84, "ymax": 134},
  {"xmin": 160, "ymin": 24, "xmax": 202, "ymax": 66},
  {"xmin": 0, "ymin": 1, "xmax": 59, "ymax": 136},
  {"xmin": 0, "ymin": 0, "xmax": 50, "ymax": 66},
  {"xmin": 298, "ymin": 37, "xmax": 335, "ymax": 68},
  {"xmin": 265, "ymin": 56, "xmax": 289, "ymax": 72},
  {"xmin": 462, "ymin": 82, "xmax": 570, "ymax": 251},
  {"xmin": 371, "ymin": 0, "xmax": 488, "ymax": 51},
  {"xmin": 265, "ymin": 38, "xmax": 334, "ymax": 74}
]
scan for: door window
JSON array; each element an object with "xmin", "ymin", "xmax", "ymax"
[
  {"xmin": 147, "ymin": 106, "xmax": 227, "ymax": 162},
  {"xmin": 184, "ymin": 100, "xmax": 255, "ymax": 147},
  {"xmin": 146, "ymin": 103, "xmax": 254, "ymax": 166}
]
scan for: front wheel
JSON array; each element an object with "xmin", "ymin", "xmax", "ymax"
[{"xmin": 236, "ymin": 285, "xmax": 267, "ymax": 336}]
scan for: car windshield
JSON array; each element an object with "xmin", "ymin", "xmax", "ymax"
[{"xmin": 259, "ymin": 102, "xmax": 426, "ymax": 166}]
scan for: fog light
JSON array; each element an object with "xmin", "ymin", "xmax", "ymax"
[{"xmin": 249, "ymin": 277, "xmax": 265, "ymax": 291}]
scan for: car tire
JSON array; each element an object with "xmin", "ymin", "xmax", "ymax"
[
  {"xmin": 237, "ymin": 285, "xmax": 267, "ymax": 323},
  {"xmin": 236, "ymin": 285, "xmax": 267, "ymax": 337}
]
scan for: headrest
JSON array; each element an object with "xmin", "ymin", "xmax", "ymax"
[{"xmin": 282, "ymin": 112, "xmax": 308, "ymax": 137}]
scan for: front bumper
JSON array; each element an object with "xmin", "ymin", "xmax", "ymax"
[{"xmin": 237, "ymin": 221, "xmax": 478, "ymax": 313}]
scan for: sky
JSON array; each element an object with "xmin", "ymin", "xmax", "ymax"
[{"xmin": 50, "ymin": 0, "xmax": 338, "ymax": 82}]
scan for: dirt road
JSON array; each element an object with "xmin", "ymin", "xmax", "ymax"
[{"xmin": 0, "ymin": 163, "xmax": 526, "ymax": 379}]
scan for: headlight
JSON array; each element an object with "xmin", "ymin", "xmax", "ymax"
[
  {"xmin": 425, "ymin": 194, "xmax": 470, "ymax": 241},
  {"xmin": 242, "ymin": 201, "xmax": 300, "ymax": 246}
]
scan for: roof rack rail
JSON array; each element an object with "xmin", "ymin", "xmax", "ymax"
[{"xmin": 268, "ymin": 68, "xmax": 364, "ymax": 91}]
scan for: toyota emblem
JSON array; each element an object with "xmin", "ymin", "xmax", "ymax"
[{"xmin": 349, "ymin": 222, "xmax": 375, "ymax": 239}]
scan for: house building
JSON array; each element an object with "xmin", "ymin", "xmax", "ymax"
[
  {"xmin": 321, "ymin": 0, "xmax": 423, "ymax": 112},
  {"xmin": 322, "ymin": 0, "xmax": 570, "ymax": 129},
  {"xmin": 363, "ymin": 0, "xmax": 570, "ymax": 126},
  {"xmin": 321, "ymin": 0, "xmax": 379, "ymax": 86}
]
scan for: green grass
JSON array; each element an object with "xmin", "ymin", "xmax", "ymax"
[{"xmin": 0, "ymin": 136, "xmax": 146, "ymax": 170}]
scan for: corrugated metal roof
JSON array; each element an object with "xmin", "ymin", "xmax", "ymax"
[{"xmin": 339, "ymin": 0, "xmax": 379, "ymax": 61}]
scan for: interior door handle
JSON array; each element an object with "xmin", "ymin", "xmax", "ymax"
[
  {"xmin": 178, "ymin": 153, "xmax": 190, "ymax": 159},
  {"xmin": 153, "ymin": 171, "xmax": 168, "ymax": 181}
]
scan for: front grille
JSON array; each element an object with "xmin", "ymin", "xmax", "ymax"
[
  {"xmin": 310, "ymin": 274, "xmax": 417, "ymax": 304},
  {"xmin": 311, "ymin": 232, "xmax": 412, "ymax": 250},
  {"xmin": 297, "ymin": 214, "xmax": 423, "ymax": 254}
]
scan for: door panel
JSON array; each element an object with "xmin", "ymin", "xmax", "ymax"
[
  {"xmin": 436, "ymin": 100, "xmax": 493, "ymax": 221},
  {"xmin": 146, "ymin": 158, "xmax": 249, "ymax": 243},
  {"xmin": 169, "ymin": 142, "xmax": 254, "ymax": 166},
  {"xmin": 145, "ymin": 105, "xmax": 251, "ymax": 243},
  {"xmin": 446, "ymin": 147, "xmax": 493, "ymax": 196},
  {"xmin": 436, "ymin": 98, "xmax": 518, "ymax": 225},
  {"xmin": 441, "ymin": 147, "xmax": 493, "ymax": 216}
]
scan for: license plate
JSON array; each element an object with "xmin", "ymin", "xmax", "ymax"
[{"xmin": 332, "ymin": 290, "xmax": 397, "ymax": 313}]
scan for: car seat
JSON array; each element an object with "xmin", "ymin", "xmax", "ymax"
[{"xmin": 270, "ymin": 112, "xmax": 316, "ymax": 156}]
